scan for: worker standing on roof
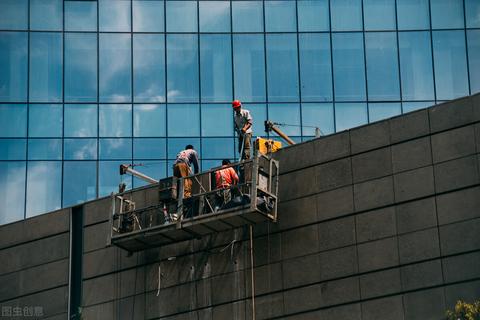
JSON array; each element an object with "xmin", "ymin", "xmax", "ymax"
[
  {"xmin": 173, "ymin": 145, "xmax": 199, "ymax": 198},
  {"xmin": 232, "ymin": 100, "xmax": 253, "ymax": 160},
  {"xmin": 215, "ymin": 159, "xmax": 239, "ymax": 209}
]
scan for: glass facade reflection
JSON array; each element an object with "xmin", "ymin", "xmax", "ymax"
[{"xmin": 0, "ymin": 0, "xmax": 479, "ymax": 224}]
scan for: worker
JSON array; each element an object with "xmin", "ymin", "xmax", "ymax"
[
  {"xmin": 215, "ymin": 159, "xmax": 239, "ymax": 210},
  {"xmin": 173, "ymin": 145, "xmax": 199, "ymax": 198},
  {"xmin": 232, "ymin": 99, "xmax": 253, "ymax": 160}
]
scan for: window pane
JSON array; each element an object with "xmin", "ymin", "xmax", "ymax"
[
  {"xmin": 201, "ymin": 104, "xmax": 233, "ymax": 136},
  {"xmin": 30, "ymin": 33, "xmax": 63, "ymax": 102},
  {"xmin": 402, "ymin": 101, "xmax": 434, "ymax": 113},
  {"xmin": 0, "ymin": 162, "xmax": 26, "ymax": 224},
  {"xmin": 30, "ymin": 0, "xmax": 62, "ymax": 31},
  {"xmin": 199, "ymin": 1, "xmax": 230, "ymax": 32},
  {"xmin": 233, "ymin": 35, "xmax": 266, "ymax": 102},
  {"xmin": 335, "ymin": 103, "xmax": 368, "ymax": 131},
  {"xmin": 202, "ymin": 138, "xmax": 234, "ymax": 159},
  {"xmin": 397, "ymin": 0, "xmax": 430, "ymax": 30},
  {"xmin": 133, "ymin": 34, "xmax": 165, "ymax": 103},
  {"xmin": 0, "ymin": 139, "xmax": 26, "ymax": 160},
  {"xmin": 368, "ymin": 102, "xmax": 401, "ymax": 122},
  {"xmin": 64, "ymin": 104, "xmax": 97, "ymax": 138},
  {"xmin": 0, "ymin": 104, "xmax": 27, "ymax": 137},
  {"xmin": 99, "ymin": 138, "xmax": 132, "ymax": 159},
  {"xmin": 64, "ymin": 139, "xmax": 97, "ymax": 160},
  {"xmin": 65, "ymin": 1, "xmax": 97, "ymax": 32},
  {"xmin": 200, "ymin": 35, "xmax": 232, "ymax": 103},
  {"xmin": 133, "ymin": 104, "xmax": 166, "ymax": 137},
  {"xmin": 398, "ymin": 31, "xmax": 435, "ymax": 100},
  {"xmin": 99, "ymin": 0, "xmax": 131, "ymax": 32},
  {"xmin": 243, "ymin": 104, "xmax": 266, "ymax": 136},
  {"xmin": 298, "ymin": 0, "xmax": 329, "ymax": 32},
  {"xmin": 431, "ymin": 0, "xmax": 464, "ymax": 29},
  {"xmin": 299, "ymin": 33, "xmax": 332, "ymax": 102},
  {"xmin": 99, "ymin": 104, "xmax": 132, "ymax": 137},
  {"xmin": 301, "ymin": 103, "xmax": 334, "ymax": 136},
  {"xmin": 65, "ymin": 33, "xmax": 97, "ymax": 102},
  {"xmin": 134, "ymin": 138, "xmax": 166, "ymax": 159},
  {"xmin": 131, "ymin": 161, "xmax": 167, "ymax": 188},
  {"xmin": 167, "ymin": 35, "xmax": 199, "ymax": 103},
  {"xmin": 167, "ymin": 104, "xmax": 200, "ymax": 137},
  {"xmin": 331, "ymin": 0, "xmax": 362, "ymax": 31},
  {"xmin": 167, "ymin": 138, "xmax": 200, "ymax": 159},
  {"xmin": 265, "ymin": 1, "xmax": 296, "ymax": 32},
  {"xmin": 364, "ymin": 0, "xmax": 396, "ymax": 31},
  {"xmin": 63, "ymin": 161, "xmax": 97, "ymax": 207},
  {"xmin": 468, "ymin": 30, "xmax": 480, "ymax": 94},
  {"xmin": 28, "ymin": 104, "xmax": 63, "ymax": 137},
  {"xmin": 133, "ymin": 0, "xmax": 164, "ymax": 32},
  {"xmin": 0, "ymin": 32, "xmax": 27, "ymax": 102},
  {"xmin": 268, "ymin": 104, "xmax": 301, "ymax": 136},
  {"xmin": 100, "ymin": 34, "xmax": 132, "ymax": 103},
  {"xmin": 332, "ymin": 33, "xmax": 366, "ymax": 101},
  {"xmin": 166, "ymin": 1, "xmax": 197, "ymax": 32},
  {"xmin": 28, "ymin": 139, "xmax": 62, "ymax": 160},
  {"xmin": 0, "ymin": 0, "xmax": 28, "ymax": 30},
  {"xmin": 232, "ymin": 1, "xmax": 263, "ymax": 32},
  {"xmin": 433, "ymin": 31, "xmax": 469, "ymax": 100},
  {"xmin": 26, "ymin": 161, "xmax": 62, "ymax": 217},
  {"xmin": 266, "ymin": 34, "xmax": 299, "ymax": 102},
  {"xmin": 99, "ymin": 161, "xmax": 132, "ymax": 196},
  {"xmin": 466, "ymin": 0, "xmax": 480, "ymax": 28},
  {"xmin": 365, "ymin": 32, "xmax": 400, "ymax": 101}
]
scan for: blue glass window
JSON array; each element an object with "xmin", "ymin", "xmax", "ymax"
[
  {"xmin": 268, "ymin": 104, "xmax": 301, "ymax": 136},
  {"xmin": 0, "ymin": 104, "xmax": 27, "ymax": 137},
  {"xmin": 232, "ymin": 1, "xmax": 263, "ymax": 32},
  {"xmin": 99, "ymin": 138, "xmax": 132, "ymax": 160},
  {"xmin": 133, "ymin": 0, "xmax": 164, "ymax": 32},
  {"xmin": 64, "ymin": 104, "xmax": 98, "ymax": 138},
  {"xmin": 28, "ymin": 139, "xmax": 62, "ymax": 160},
  {"xmin": 63, "ymin": 161, "xmax": 97, "ymax": 207},
  {"xmin": 0, "ymin": 0, "xmax": 28, "ymax": 30},
  {"xmin": 26, "ymin": 161, "xmax": 62, "ymax": 217},
  {"xmin": 0, "ymin": 161, "xmax": 26, "ymax": 224},
  {"xmin": 167, "ymin": 138, "xmax": 201, "ymax": 159},
  {"xmin": 402, "ymin": 101, "xmax": 434, "ymax": 113},
  {"xmin": 0, "ymin": 32, "xmax": 27, "ymax": 102},
  {"xmin": 202, "ymin": 138, "xmax": 235, "ymax": 159},
  {"xmin": 199, "ymin": 1, "xmax": 230, "ymax": 32},
  {"xmin": 30, "ymin": 0, "xmax": 62, "ymax": 31},
  {"xmin": 301, "ymin": 103, "xmax": 334, "ymax": 136},
  {"xmin": 365, "ymin": 32, "xmax": 400, "ymax": 101},
  {"xmin": 99, "ymin": 104, "xmax": 132, "ymax": 137},
  {"xmin": 431, "ymin": 0, "xmax": 464, "ymax": 29},
  {"xmin": 99, "ymin": 0, "xmax": 131, "ymax": 32},
  {"xmin": 65, "ymin": 1, "xmax": 97, "ymax": 32},
  {"xmin": 433, "ymin": 31, "xmax": 469, "ymax": 100},
  {"xmin": 468, "ymin": 30, "xmax": 480, "ymax": 94},
  {"xmin": 0, "ymin": 139, "xmax": 26, "ymax": 160},
  {"xmin": 332, "ymin": 33, "xmax": 366, "ymax": 101},
  {"xmin": 167, "ymin": 104, "xmax": 200, "ymax": 137},
  {"xmin": 369, "ymin": 103, "xmax": 401, "ymax": 122},
  {"xmin": 200, "ymin": 35, "xmax": 232, "ymax": 103},
  {"xmin": 331, "ymin": 0, "xmax": 362, "ymax": 31},
  {"xmin": 131, "ymin": 161, "xmax": 167, "ymax": 188},
  {"xmin": 133, "ymin": 104, "xmax": 166, "ymax": 137},
  {"xmin": 233, "ymin": 35, "xmax": 266, "ymax": 102},
  {"xmin": 100, "ymin": 34, "xmax": 131, "ymax": 103},
  {"xmin": 266, "ymin": 34, "xmax": 299, "ymax": 102},
  {"xmin": 28, "ymin": 104, "xmax": 63, "ymax": 137},
  {"xmin": 398, "ymin": 32, "xmax": 435, "ymax": 100},
  {"xmin": 201, "ymin": 104, "xmax": 233, "ymax": 136},
  {"xmin": 167, "ymin": 35, "xmax": 199, "ymax": 103},
  {"xmin": 65, "ymin": 33, "xmax": 97, "ymax": 102},
  {"xmin": 298, "ymin": 0, "xmax": 329, "ymax": 32},
  {"xmin": 299, "ymin": 33, "xmax": 332, "ymax": 102},
  {"xmin": 265, "ymin": 1, "xmax": 296, "ymax": 32},
  {"xmin": 133, "ymin": 138, "xmax": 166, "ymax": 159},
  {"xmin": 166, "ymin": 1, "xmax": 197, "ymax": 32},
  {"xmin": 133, "ymin": 34, "xmax": 165, "ymax": 103},
  {"xmin": 64, "ymin": 139, "xmax": 97, "ymax": 160},
  {"xmin": 466, "ymin": 0, "xmax": 480, "ymax": 28},
  {"xmin": 30, "ymin": 33, "xmax": 63, "ymax": 102},
  {"xmin": 99, "ymin": 161, "xmax": 132, "ymax": 196},
  {"xmin": 335, "ymin": 103, "xmax": 368, "ymax": 131},
  {"xmin": 244, "ymin": 104, "xmax": 267, "ymax": 135},
  {"xmin": 364, "ymin": 0, "xmax": 396, "ymax": 31},
  {"xmin": 397, "ymin": 0, "xmax": 430, "ymax": 30}
]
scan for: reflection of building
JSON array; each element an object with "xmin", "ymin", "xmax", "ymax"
[{"xmin": 1, "ymin": 0, "xmax": 480, "ymax": 224}]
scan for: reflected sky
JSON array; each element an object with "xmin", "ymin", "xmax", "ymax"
[
  {"xmin": 0, "ymin": 162, "xmax": 26, "ymax": 224},
  {"xmin": 26, "ymin": 161, "xmax": 62, "ymax": 217},
  {"xmin": 199, "ymin": 1, "xmax": 230, "ymax": 32},
  {"xmin": 64, "ymin": 139, "xmax": 97, "ymax": 160}
]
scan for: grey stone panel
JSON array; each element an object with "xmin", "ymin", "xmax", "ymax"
[
  {"xmin": 475, "ymin": 123, "xmax": 480, "ymax": 153},
  {"xmin": 144, "ymin": 255, "xmax": 194, "ymax": 292},
  {"xmin": 118, "ymin": 295, "xmax": 146, "ymax": 320},
  {"xmin": 440, "ymin": 218, "xmax": 480, "ymax": 255},
  {"xmin": 400, "ymin": 259, "xmax": 443, "ymax": 291},
  {"xmin": 274, "ymin": 141, "xmax": 316, "ymax": 173},
  {"xmin": 312, "ymin": 131, "xmax": 351, "ymax": 164},
  {"xmin": 356, "ymin": 207, "xmax": 396, "ymax": 242},
  {"xmin": 281, "ymin": 224, "xmax": 319, "ymax": 260},
  {"xmin": 316, "ymin": 186, "xmax": 354, "ymax": 222},
  {"xmin": 359, "ymin": 268, "xmax": 402, "ymax": 299},
  {"xmin": 357, "ymin": 237, "xmax": 399, "ymax": 273},
  {"xmin": 352, "ymin": 147, "xmax": 392, "ymax": 183},
  {"xmin": 84, "ymin": 196, "xmax": 111, "ymax": 226},
  {"xmin": 250, "ymin": 292, "xmax": 284, "ymax": 320},
  {"xmin": 393, "ymin": 166, "xmax": 435, "ymax": 202},
  {"xmin": 404, "ymin": 287, "xmax": 446, "ymax": 320},
  {"xmin": 282, "ymin": 254, "xmax": 321, "ymax": 289},
  {"xmin": 318, "ymin": 246, "xmax": 358, "ymax": 281},
  {"xmin": 211, "ymin": 271, "xmax": 246, "ymax": 305},
  {"xmin": 361, "ymin": 296, "xmax": 404, "ymax": 320},
  {"xmin": 278, "ymin": 166, "xmax": 316, "ymax": 202},
  {"xmin": 391, "ymin": 137, "xmax": 432, "ymax": 173},
  {"xmin": 395, "ymin": 197, "xmax": 437, "ymax": 234},
  {"xmin": 436, "ymin": 186, "xmax": 480, "ymax": 225},
  {"xmin": 315, "ymin": 158, "xmax": 353, "ymax": 193},
  {"xmin": 282, "ymin": 283, "xmax": 322, "ymax": 315},
  {"xmin": 354, "ymin": 176, "xmax": 395, "ymax": 212},
  {"xmin": 444, "ymin": 280, "xmax": 480, "ymax": 309},
  {"xmin": 205, "ymin": 243, "xmax": 247, "ymax": 278},
  {"xmin": 398, "ymin": 228, "xmax": 440, "ymax": 264},
  {"xmin": 350, "ymin": 121, "xmax": 390, "ymax": 154},
  {"xmin": 43, "ymin": 314, "xmax": 69, "ymax": 320},
  {"xmin": 81, "ymin": 301, "xmax": 115, "ymax": 320},
  {"xmin": 318, "ymin": 216, "xmax": 356, "ymax": 252},
  {"xmin": 249, "ymin": 262, "xmax": 283, "ymax": 296},
  {"xmin": 195, "ymin": 278, "xmax": 212, "ymax": 309},
  {"xmin": 473, "ymin": 93, "xmax": 480, "ymax": 120},
  {"xmin": 84, "ymin": 221, "xmax": 110, "ymax": 253},
  {"xmin": 281, "ymin": 304, "xmax": 362, "ymax": 320},
  {"xmin": 277, "ymin": 195, "xmax": 318, "ymax": 230},
  {"xmin": 145, "ymin": 283, "xmax": 197, "ymax": 319},
  {"xmin": 429, "ymin": 96, "xmax": 474, "ymax": 133},
  {"xmin": 431, "ymin": 125, "xmax": 476, "ymax": 163},
  {"xmin": 82, "ymin": 246, "xmax": 142, "ymax": 279},
  {"xmin": 442, "ymin": 251, "xmax": 480, "ymax": 283},
  {"xmin": 212, "ymin": 301, "xmax": 245, "ymax": 320},
  {"xmin": 434, "ymin": 155, "xmax": 479, "ymax": 193},
  {"xmin": 253, "ymin": 232, "xmax": 282, "ymax": 267},
  {"xmin": 389, "ymin": 109, "xmax": 430, "ymax": 144}
]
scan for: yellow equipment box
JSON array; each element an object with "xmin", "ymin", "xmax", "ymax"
[{"xmin": 255, "ymin": 137, "xmax": 282, "ymax": 155}]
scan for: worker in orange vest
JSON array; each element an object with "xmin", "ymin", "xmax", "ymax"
[{"xmin": 215, "ymin": 159, "xmax": 239, "ymax": 210}]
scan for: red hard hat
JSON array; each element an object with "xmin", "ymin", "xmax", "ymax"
[{"xmin": 232, "ymin": 100, "xmax": 242, "ymax": 108}]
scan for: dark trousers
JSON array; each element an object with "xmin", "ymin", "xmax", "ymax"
[{"xmin": 238, "ymin": 133, "xmax": 252, "ymax": 160}]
